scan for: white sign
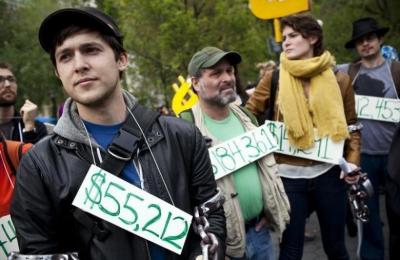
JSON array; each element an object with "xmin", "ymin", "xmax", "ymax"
[
  {"xmin": 73, "ymin": 165, "xmax": 192, "ymax": 255},
  {"xmin": 264, "ymin": 120, "xmax": 344, "ymax": 164},
  {"xmin": 0, "ymin": 215, "xmax": 19, "ymax": 260},
  {"xmin": 355, "ymin": 95, "xmax": 400, "ymax": 123},
  {"xmin": 209, "ymin": 124, "xmax": 278, "ymax": 180}
]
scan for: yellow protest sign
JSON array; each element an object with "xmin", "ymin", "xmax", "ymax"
[
  {"xmin": 249, "ymin": 0, "xmax": 309, "ymax": 20},
  {"xmin": 171, "ymin": 76, "xmax": 198, "ymax": 116}
]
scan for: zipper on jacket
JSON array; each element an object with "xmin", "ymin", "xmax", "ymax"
[
  {"xmin": 145, "ymin": 240, "xmax": 152, "ymax": 260},
  {"xmin": 134, "ymin": 148, "xmax": 144, "ymax": 189}
]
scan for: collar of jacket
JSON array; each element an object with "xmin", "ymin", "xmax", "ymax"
[
  {"xmin": 54, "ymin": 90, "xmax": 137, "ymax": 148},
  {"xmin": 53, "ymin": 121, "xmax": 164, "ymax": 164}
]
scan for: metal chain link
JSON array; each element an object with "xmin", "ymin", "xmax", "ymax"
[
  {"xmin": 193, "ymin": 188, "xmax": 225, "ymax": 260},
  {"xmin": 194, "ymin": 207, "xmax": 218, "ymax": 260},
  {"xmin": 7, "ymin": 252, "xmax": 79, "ymax": 260}
]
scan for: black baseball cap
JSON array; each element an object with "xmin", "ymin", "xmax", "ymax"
[
  {"xmin": 38, "ymin": 7, "xmax": 123, "ymax": 53},
  {"xmin": 188, "ymin": 47, "xmax": 242, "ymax": 76}
]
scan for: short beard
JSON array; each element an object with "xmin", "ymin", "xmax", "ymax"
[
  {"xmin": 0, "ymin": 99, "xmax": 16, "ymax": 107},
  {"xmin": 198, "ymin": 80, "xmax": 236, "ymax": 107},
  {"xmin": 204, "ymin": 94, "xmax": 236, "ymax": 107}
]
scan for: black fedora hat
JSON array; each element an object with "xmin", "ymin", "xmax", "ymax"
[
  {"xmin": 345, "ymin": 17, "xmax": 389, "ymax": 49},
  {"xmin": 39, "ymin": 7, "xmax": 123, "ymax": 53}
]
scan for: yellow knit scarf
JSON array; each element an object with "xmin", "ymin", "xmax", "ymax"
[{"xmin": 278, "ymin": 51, "xmax": 349, "ymax": 149}]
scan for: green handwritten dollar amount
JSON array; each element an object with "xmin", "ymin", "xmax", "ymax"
[
  {"xmin": 84, "ymin": 170, "xmax": 106, "ymax": 209},
  {"xmin": 356, "ymin": 95, "xmax": 400, "ymax": 123},
  {"xmin": 0, "ymin": 215, "xmax": 18, "ymax": 257},
  {"xmin": 209, "ymin": 125, "xmax": 278, "ymax": 179},
  {"xmin": 82, "ymin": 170, "xmax": 189, "ymax": 250}
]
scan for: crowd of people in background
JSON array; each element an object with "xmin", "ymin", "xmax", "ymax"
[{"xmin": 0, "ymin": 5, "xmax": 399, "ymax": 260}]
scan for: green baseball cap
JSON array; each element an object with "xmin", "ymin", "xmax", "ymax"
[{"xmin": 188, "ymin": 46, "xmax": 242, "ymax": 76}]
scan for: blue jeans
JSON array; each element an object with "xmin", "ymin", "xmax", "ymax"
[
  {"xmin": 231, "ymin": 226, "xmax": 275, "ymax": 260},
  {"xmin": 279, "ymin": 166, "xmax": 349, "ymax": 260},
  {"xmin": 360, "ymin": 154, "xmax": 386, "ymax": 260}
]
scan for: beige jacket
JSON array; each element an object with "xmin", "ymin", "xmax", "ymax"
[{"xmin": 191, "ymin": 103, "xmax": 290, "ymax": 258}]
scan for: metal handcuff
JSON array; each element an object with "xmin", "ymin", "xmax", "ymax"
[
  {"xmin": 193, "ymin": 188, "xmax": 225, "ymax": 260},
  {"xmin": 7, "ymin": 252, "xmax": 79, "ymax": 260}
]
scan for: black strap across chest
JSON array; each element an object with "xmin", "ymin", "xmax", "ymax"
[
  {"xmin": 72, "ymin": 103, "xmax": 159, "ymax": 242},
  {"xmin": 100, "ymin": 103, "xmax": 159, "ymax": 175}
]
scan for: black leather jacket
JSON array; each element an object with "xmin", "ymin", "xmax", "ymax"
[
  {"xmin": 9, "ymin": 113, "xmax": 47, "ymax": 144},
  {"xmin": 11, "ymin": 96, "xmax": 225, "ymax": 260}
]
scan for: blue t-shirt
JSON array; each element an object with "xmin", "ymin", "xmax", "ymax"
[{"xmin": 83, "ymin": 120, "xmax": 165, "ymax": 260}]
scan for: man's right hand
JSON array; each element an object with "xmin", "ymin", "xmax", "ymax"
[{"xmin": 20, "ymin": 99, "xmax": 38, "ymax": 131}]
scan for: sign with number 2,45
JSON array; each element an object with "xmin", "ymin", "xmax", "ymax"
[
  {"xmin": 73, "ymin": 165, "xmax": 192, "ymax": 255},
  {"xmin": 355, "ymin": 95, "xmax": 400, "ymax": 123}
]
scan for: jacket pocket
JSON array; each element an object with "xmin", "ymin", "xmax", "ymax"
[{"xmin": 224, "ymin": 196, "xmax": 243, "ymax": 249}]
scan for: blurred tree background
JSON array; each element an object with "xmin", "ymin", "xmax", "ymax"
[{"xmin": 0, "ymin": 0, "xmax": 399, "ymax": 114}]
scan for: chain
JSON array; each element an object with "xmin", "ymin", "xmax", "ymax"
[
  {"xmin": 193, "ymin": 188, "xmax": 225, "ymax": 260},
  {"xmin": 7, "ymin": 252, "xmax": 79, "ymax": 260},
  {"xmin": 193, "ymin": 207, "xmax": 219, "ymax": 260}
]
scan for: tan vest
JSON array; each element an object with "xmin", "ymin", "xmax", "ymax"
[{"xmin": 191, "ymin": 103, "xmax": 290, "ymax": 258}]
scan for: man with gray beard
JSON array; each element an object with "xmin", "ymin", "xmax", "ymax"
[
  {"xmin": 0, "ymin": 63, "xmax": 47, "ymax": 143},
  {"xmin": 180, "ymin": 47, "xmax": 290, "ymax": 260}
]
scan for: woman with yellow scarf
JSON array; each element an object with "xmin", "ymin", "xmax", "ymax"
[{"xmin": 246, "ymin": 14, "xmax": 361, "ymax": 260}]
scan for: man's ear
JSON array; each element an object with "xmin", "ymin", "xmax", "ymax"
[
  {"xmin": 54, "ymin": 69, "xmax": 60, "ymax": 79},
  {"xmin": 117, "ymin": 52, "xmax": 129, "ymax": 71},
  {"xmin": 191, "ymin": 77, "xmax": 201, "ymax": 92},
  {"xmin": 378, "ymin": 36, "xmax": 384, "ymax": 46}
]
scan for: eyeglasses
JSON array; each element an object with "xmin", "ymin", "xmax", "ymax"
[{"xmin": 0, "ymin": 75, "xmax": 17, "ymax": 85}]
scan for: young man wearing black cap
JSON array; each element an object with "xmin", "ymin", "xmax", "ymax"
[
  {"xmin": 181, "ymin": 47, "xmax": 290, "ymax": 260},
  {"xmin": 10, "ymin": 7, "xmax": 225, "ymax": 260},
  {"xmin": 339, "ymin": 17, "xmax": 400, "ymax": 260}
]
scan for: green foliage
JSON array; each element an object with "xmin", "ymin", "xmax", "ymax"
[
  {"xmin": 0, "ymin": 0, "xmax": 63, "ymax": 112},
  {"xmin": 313, "ymin": 0, "xmax": 400, "ymax": 63},
  {"xmin": 100, "ymin": 0, "xmax": 272, "ymax": 107},
  {"xmin": 1, "ymin": 0, "xmax": 399, "ymax": 110}
]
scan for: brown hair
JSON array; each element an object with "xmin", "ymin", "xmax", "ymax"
[
  {"xmin": 49, "ymin": 25, "xmax": 126, "ymax": 78},
  {"xmin": 281, "ymin": 14, "xmax": 324, "ymax": 57},
  {"xmin": 0, "ymin": 63, "xmax": 12, "ymax": 71}
]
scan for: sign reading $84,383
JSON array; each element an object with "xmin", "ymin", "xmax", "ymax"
[
  {"xmin": 72, "ymin": 165, "xmax": 192, "ymax": 255},
  {"xmin": 208, "ymin": 124, "xmax": 279, "ymax": 180}
]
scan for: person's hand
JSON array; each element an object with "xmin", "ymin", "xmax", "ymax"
[
  {"xmin": 340, "ymin": 162, "xmax": 360, "ymax": 184},
  {"xmin": 20, "ymin": 99, "xmax": 38, "ymax": 131},
  {"xmin": 255, "ymin": 216, "xmax": 268, "ymax": 232}
]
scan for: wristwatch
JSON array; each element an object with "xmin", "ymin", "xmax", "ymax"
[{"xmin": 22, "ymin": 127, "xmax": 36, "ymax": 133}]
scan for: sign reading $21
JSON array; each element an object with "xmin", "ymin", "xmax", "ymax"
[{"xmin": 265, "ymin": 120, "xmax": 344, "ymax": 164}]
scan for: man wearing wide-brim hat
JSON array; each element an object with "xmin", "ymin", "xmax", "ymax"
[{"xmin": 339, "ymin": 17, "xmax": 400, "ymax": 260}]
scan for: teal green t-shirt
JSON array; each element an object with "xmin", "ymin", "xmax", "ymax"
[{"xmin": 204, "ymin": 110, "xmax": 263, "ymax": 222}]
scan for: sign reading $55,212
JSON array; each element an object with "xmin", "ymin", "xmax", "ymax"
[{"xmin": 72, "ymin": 165, "xmax": 192, "ymax": 255}]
